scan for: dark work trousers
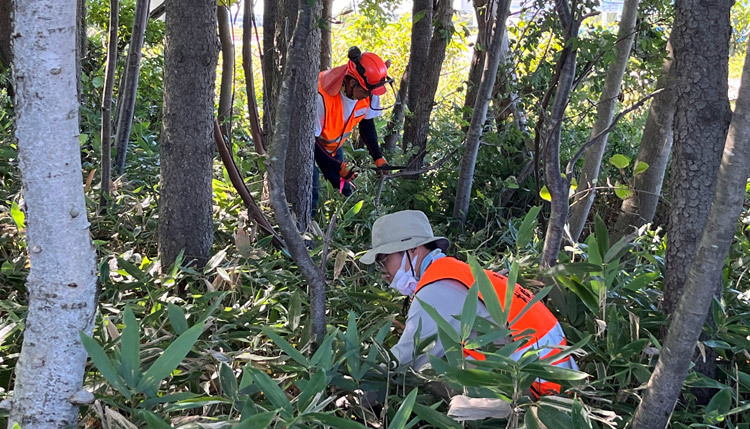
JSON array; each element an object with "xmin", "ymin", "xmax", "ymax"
[{"xmin": 312, "ymin": 147, "xmax": 352, "ymax": 215}]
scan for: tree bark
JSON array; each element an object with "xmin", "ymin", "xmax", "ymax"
[
  {"xmin": 159, "ymin": 0, "xmax": 219, "ymax": 270},
  {"xmin": 403, "ymin": 0, "xmax": 454, "ymax": 170},
  {"xmin": 114, "ymin": 0, "xmax": 150, "ymax": 175},
  {"xmin": 401, "ymin": 0, "xmax": 432, "ymax": 154},
  {"xmin": 217, "ymin": 4, "xmax": 235, "ymax": 140},
  {"xmin": 265, "ymin": 0, "xmax": 329, "ymax": 344},
  {"xmin": 567, "ymin": 0, "xmax": 640, "ymax": 241},
  {"xmin": 242, "ymin": 0, "xmax": 265, "ymax": 155},
  {"xmin": 540, "ymin": 0, "xmax": 581, "ymax": 269},
  {"xmin": 320, "ymin": 0, "xmax": 333, "ymax": 71},
  {"xmin": 613, "ymin": 39, "xmax": 676, "ymax": 238},
  {"xmin": 0, "ymin": 0, "xmax": 10, "ymax": 71},
  {"xmin": 662, "ymin": 0, "xmax": 733, "ymax": 317},
  {"xmin": 632, "ymin": 40, "xmax": 750, "ymax": 429},
  {"xmin": 382, "ymin": 65, "xmax": 409, "ymax": 152},
  {"xmin": 453, "ymin": 0, "xmax": 512, "ymax": 223},
  {"xmin": 463, "ymin": 0, "xmax": 491, "ymax": 128},
  {"xmin": 8, "ymin": 1, "xmax": 98, "ymax": 426},
  {"xmin": 100, "ymin": 0, "xmax": 119, "ymax": 198}
]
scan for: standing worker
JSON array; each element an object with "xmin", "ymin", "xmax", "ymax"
[
  {"xmin": 360, "ymin": 210, "xmax": 578, "ymax": 398},
  {"xmin": 313, "ymin": 46, "xmax": 392, "ymax": 212}
]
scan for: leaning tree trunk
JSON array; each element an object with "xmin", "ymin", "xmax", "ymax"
[
  {"xmin": 632, "ymin": 41, "xmax": 750, "ymax": 429},
  {"xmin": 320, "ymin": 0, "xmax": 332, "ymax": 71},
  {"xmin": 8, "ymin": 1, "xmax": 98, "ymax": 426},
  {"xmin": 382, "ymin": 65, "xmax": 409, "ymax": 152},
  {"xmin": 462, "ymin": 0, "xmax": 491, "ymax": 128},
  {"xmin": 100, "ymin": 0, "xmax": 119, "ymax": 199},
  {"xmin": 453, "ymin": 0, "xmax": 512, "ymax": 224},
  {"xmin": 613, "ymin": 39, "xmax": 676, "ymax": 238},
  {"xmin": 114, "ymin": 0, "xmax": 150, "ymax": 175},
  {"xmin": 159, "ymin": 0, "xmax": 219, "ymax": 270},
  {"xmin": 265, "ymin": 0, "xmax": 329, "ymax": 344},
  {"xmin": 662, "ymin": 0, "xmax": 733, "ymax": 317},
  {"xmin": 540, "ymin": 0, "xmax": 581, "ymax": 269},
  {"xmin": 401, "ymin": 0, "xmax": 432, "ymax": 153},
  {"xmin": 242, "ymin": 0, "xmax": 265, "ymax": 155},
  {"xmin": 403, "ymin": 0, "xmax": 453, "ymax": 170},
  {"xmin": 217, "ymin": 4, "xmax": 235, "ymax": 140},
  {"xmin": 567, "ymin": 0, "xmax": 640, "ymax": 241}
]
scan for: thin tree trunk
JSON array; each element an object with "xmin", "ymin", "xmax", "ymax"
[
  {"xmin": 540, "ymin": 0, "xmax": 581, "ymax": 269},
  {"xmin": 567, "ymin": 0, "xmax": 640, "ymax": 241},
  {"xmin": 404, "ymin": 0, "xmax": 454, "ymax": 170},
  {"xmin": 320, "ymin": 0, "xmax": 332, "ymax": 71},
  {"xmin": 283, "ymin": 0, "xmax": 321, "ymax": 233},
  {"xmin": 76, "ymin": 0, "xmax": 87, "ymax": 106},
  {"xmin": 632, "ymin": 41, "xmax": 750, "ymax": 429},
  {"xmin": 100, "ymin": 0, "xmax": 119, "ymax": 199},
  {"xmin": 453, "ymin": 0, "xmax": 512, "ymax": 223},
  {"xmin": 401, "ymin": 0, "xmax": 432, "ymax": 153},
  {"xmin": 242, "ymin": 0, "xmax": 265, "ymax": 155},
  {"xmin": 266, "ymin": 0, "xmax": 328, "ymax": 344},
  {"xmin": 217, "ymin": 4, "xmax": 234, "ymax": 140},
  {"xmin": 613, "ymin": 39, "xmax": 676, "ymax": 238},
  {"xmin": 662, "ymin": 0, "xmax": 733, "ymax": 317},
  {"xmin": 463, "ymin": 0, "xmax": 491, "ymax": 129},
  {"xmin": 159, "ymin": 0, "xmax": 219, "ymax": 270},
  {"xmin": 114, "ymin": 0, "xmax": 150, "ymax": 175},
  {"xmin": 382, "ymin": 65, "xmax": 409, "ymax": 152},
  {"xmin": 8, "ymin": 1, "xmax": 98, "ymax": 426},
  {"xmin": 0, "ymin": 0, "xmax": 10, "ymax": 71}
]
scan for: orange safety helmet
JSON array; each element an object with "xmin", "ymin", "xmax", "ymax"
[{"xmin": 346, "ymin": 46, "xmax": 392, "ymax": 96}]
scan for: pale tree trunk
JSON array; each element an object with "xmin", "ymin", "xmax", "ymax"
[
  {"xmin": 266, "ymin": 0, "xmax": 328, "ymax": 344},
  {"xmin": 401, "ymin": 0, "xmax": 432, "ymax": 153},
  {"xmin": 8, "ymin": 1, "xmax": 98, "ymax": 426},
  {"xmin": 453, "ymin": 0, "xmax": 511, "ymax": 223},
  {"xmin": 663, "ymin": 0, "xmax": 733, "ymax": 317},
  {"xmin": 613, "ymin": 39, "xmax": 676, "ymax": 238},
  {"xmin": 540, "ymin": 0, "xmax": 581, "ymax": 269},
  {"xmin": 382, "ymin": 65, "xmax": 409, "ymax": 151},
  {"xmin": 632, "ymin": 41, "xmax": 750, "ymax": 429},
  {"xmin": 567, "ymin": 0, "xmax": 640, "ymax": 241},
  {"xmin": 242, "ymin": 0, "xmax": 265, "ymax": 155},
  {"xmin": 159, "ymin": 0, "xmax": 219, "ymax": 270},
  {"xmin": 404, "ymin": 0, "xmax": 453, "ymax": 170},
  {"xmin": 114, "ymin": 0, "xmax": 150, "ymax": 175},
  {"xmin": 100, "ymin": 0, "xmax": 119, "ymax": 199},
  {"xmin": 320, "ymin": 0, "xmax": 332, "ymax": 71},
  {"xmin": 217, "ymin": 4, "xmax": 234, "ymax": 140}
]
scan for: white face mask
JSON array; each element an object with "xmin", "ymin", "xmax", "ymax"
[{"xmin": 390, "ymin": 252, "xmax": 418, "ymax": 296}]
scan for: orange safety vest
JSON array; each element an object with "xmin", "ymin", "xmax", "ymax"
[
  {"xmin": 415, "ymin": 257, "xmax": 576, "ymax": 398},
  {"xmin": 317, "ymin": 71, "xmax": 371, "ymax": 153}
]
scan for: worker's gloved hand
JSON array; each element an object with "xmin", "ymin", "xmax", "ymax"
[
  {"xmin": 374, "ymin": 157, "xmax": 389, "ymax": 175},
  {"xmin": 340, "ymin": 162, "xmax": 358, "ymax": 181}
]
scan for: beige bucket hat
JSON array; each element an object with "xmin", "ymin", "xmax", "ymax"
[{"xmin": 360, "ymin": 210, "xmax": 450, "ymax": 265}]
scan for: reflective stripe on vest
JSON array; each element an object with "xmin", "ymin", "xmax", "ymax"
[
  {"xmin": 317, "ymin": 71, "xmax": 371, "ymax": 153},
  {"xmin": 416, "ymin": 257, "xmax": 577, "ymax": 396}
]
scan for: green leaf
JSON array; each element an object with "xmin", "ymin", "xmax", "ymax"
[
  {"xmin": 79, "ymin": 332, "xmax": 131, "ymax": 398},
  {"xmin": 609, "ymin": 154, "xmax": 630, "ymax": 169},
  {"xmin": 633, "ymin": 160, "xmax": 649, "ymax": 176},
  {"xmin": 120, "ymin": 306, "xmax": 141, "ymax": 387},
  {"xmin": 412, "ymin": 403, "xmax": 463, "ymax": 429},
  {"xmin": 523, "ymin": 362, "xmax": 588, "ymax": 381},
  {"xmin": 594, "ymin": 215, "xmax": 608, "ymax": 259},
  {"xmin": 460, "ymin": 283, "xmax": 480, "ymax": 342},
  {"xmin": 614, "ymin": 183, "xmax": 634, "ymax": 199},
  {"xmin": 236, "ymin": 411, "xmax": 277, "ymax": 428},
  {"xmin": 219, "ymin": 362, "xmax": 238, "ymax": 400},
  {"xmin": 138, "ymin": 410, "xmax": 171, "ymax": 429},
  {"xmin": 344, "ymin": 200, "xmax": 364, "ymax": 221},
  {"xmin": 117, "ymin": 257, "xmax": 145, "ymax": 281},
  {"xmin": 389, "ymin": 388, "xmax": 418, "ymax": 429},
  {"xmin": 163, "ymin": 396, "xmax": 232, "ymax": 411},
  {"xmin": 310, "ymin": 330, "xmax": 337, "ymax": 371},
  {"xmin": 345, "ymin": 312, "xmax": 362, "ymax": 379},
  {"xmin": 571, "ymin": 398, "xmax": 593, "ymax": 429},
  {"xmin": 416, "ymin": 298, "xmax": 461, "ymax": 347},
  {"xmin": 297, "ymin": 369, "xmax": 326, "ymax": 412},
  {"xmin": 10, "ymin": 201, "xmax": 24, "ymax": 230},
  {"xmin": 705, "ymin": 388, "xmax": 732, "ymax": 422},
  {"xmin": 247, "ymin": 367, "xmax": 293, "ymax": 418},
  {"xmin": 467, "ymin": 256, "xmax": 505, "ymax": 328},
  {"xmin": 539, "ymin": 185, "xmax": 551, "ymax": 202},
  {"xmin": 516, "ymin": 206, "xmax": 541, "ymax": 249},
  {"xmin": 167, "ymin": 303, "xmax": 188, "ymax": 335},
  {"xmin": 135, "ymin": 322, "xmax": 204, "ymax": 394},
  {"xmin": 306, "ymin": 413, "xmax": 367, "ymax": 428},
  {"xmin": 524, "ymin": 408, "xmax": 544, "ymax": 429},
  {"xmin": 262, "ymin": 327, "xmax": 309, "ymax": 366},
  {"xmin": 612, "ymin": 338, "xmax": 649, "ymax": 360}
]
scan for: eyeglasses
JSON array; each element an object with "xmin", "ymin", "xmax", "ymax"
[{"xmin": 376, "ymin": 254, "xmax": 387, "ymax": 270}]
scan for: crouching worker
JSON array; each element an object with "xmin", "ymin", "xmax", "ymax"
[{"xmin": 360, "ymin": 210, "xmax": 577, "ymax": 398}]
